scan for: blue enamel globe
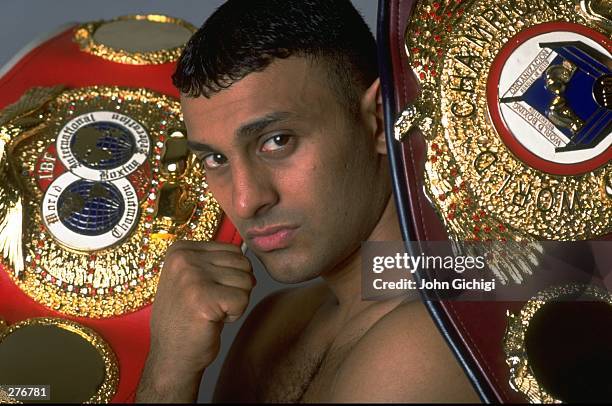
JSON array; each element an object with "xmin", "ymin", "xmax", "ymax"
[
  {"xmin": 71, "ymin": 121, "xmax": 136, "ymax": 169},
  {"xmin": 57, "ymin": 180, "xmax": 125, "ymax": 236}
]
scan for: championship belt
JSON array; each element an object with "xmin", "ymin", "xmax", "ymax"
[
  {"xmin": 378, "ymin": 0, "xmax": 611, "ymax": 402},
  {"xmin": 0, "ymin": 16, "xmax": 240, "ymax": 403}
]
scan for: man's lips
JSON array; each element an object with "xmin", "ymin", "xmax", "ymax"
[{"xmin": 246, "ymin": 226, "xmax": 298, "ymax": 252}]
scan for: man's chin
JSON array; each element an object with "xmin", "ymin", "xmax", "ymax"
[
  {"xmin": 267, "ymin": 271, "xmax": 319, "ymax": 284},
  {"xmin": 253, "ymin": 249, "xmax": 320, "ymax": 284}
]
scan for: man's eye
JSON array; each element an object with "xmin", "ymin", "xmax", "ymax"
[
  {"xmin": 202, "ymin": 153, "xmax": 227, "ymax": 169},
  {"xmin": 260, "ymin": 134, "xmax": 292, "ymax": 153}
]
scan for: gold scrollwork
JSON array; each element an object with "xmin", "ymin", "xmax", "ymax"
[
  {"xmin": 0, "ymin": 86, "xmax": 222, "ymax": 317},
  {"xmin": 580, "ymin": 0, "xmax": 612, "ymax": 29},
  {"xmin": 395, "ymin": 0, "xmax": 611, "ymax": 274},
  {"xmin": 73, "ymin": 15, "xmax": 196, "ymax": 65}
]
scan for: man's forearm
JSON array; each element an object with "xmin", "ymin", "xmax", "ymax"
[{"xmin": 135, "ymin": 355, "xmax": 204, "ymax": 403}]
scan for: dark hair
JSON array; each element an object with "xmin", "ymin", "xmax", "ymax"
[{"xmin": 172, "ymin": 0, "xmax": 378, "ymax": 115}]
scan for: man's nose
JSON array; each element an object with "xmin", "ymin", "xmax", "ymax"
[{"xmin": 231, "ymin": 162, "xmax": 278, "ymax": 219}]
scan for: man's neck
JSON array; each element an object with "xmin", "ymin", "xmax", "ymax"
[{"xmin": 320, "ymin": 195, "xmax": 403, "ymax": 316}]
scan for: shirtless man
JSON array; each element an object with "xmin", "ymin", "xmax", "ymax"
[{"xmin": 136, "ymin": 0, "xmax": 479, "ymax": 402}]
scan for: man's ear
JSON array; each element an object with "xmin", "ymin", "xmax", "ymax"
[{"xmin": 361, "ymin": 78, "xmax": 387, "ymax": 155}]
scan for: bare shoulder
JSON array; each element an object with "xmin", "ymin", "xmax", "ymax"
[
  {"xmin": 331, "ymin": 299, "xmax": 481, "ymax": 403},
  {"xmin": 213, "ymin": 281, "xmax": 328, "ymax": 401}
]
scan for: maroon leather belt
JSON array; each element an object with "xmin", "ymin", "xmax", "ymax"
[{"xmin": 378, "ymin": 0, "xmax": 612, "ymax": 402}]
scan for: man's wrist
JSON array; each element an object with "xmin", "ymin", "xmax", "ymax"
[{"xmin": 136, "ymin": 355, "xmax": 205, "ymax": 403}]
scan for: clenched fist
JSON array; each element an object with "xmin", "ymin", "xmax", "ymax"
[{"xmin": 136, "ymin": 241, "xmax": 255, "ymax": 402}]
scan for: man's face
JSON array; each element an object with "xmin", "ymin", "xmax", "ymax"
[{"xmin": 182, "ymin": 57, "xmax": 388, "ymax": 283}]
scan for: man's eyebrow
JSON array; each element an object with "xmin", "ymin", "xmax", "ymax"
[
  {"xmin": 186, "ymin": 140, "xmax": 214, "ymax": 154},
  {"xmin": 186, "ymin": 111, "xmax": 293, "ymax": 153},
  {"xmin": 236, "ymin": 111, "xmax": 293, "ymax": 139}
]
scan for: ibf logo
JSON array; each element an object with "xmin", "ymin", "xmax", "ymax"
[{"xmin": 40, "ymin": 111, "xmax": 150, "ymax": 251}]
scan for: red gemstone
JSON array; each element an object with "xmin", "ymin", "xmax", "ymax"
[
  {"xmin": 484, "ymin": 226, "xmax": 491, "ymax": 233},
  {"xmin": 431, "ymin": 156, "xmax": 438, "ymax": 163},
  {"xmin": 439, "ymin": 193, "xmax": 447, "ymax": 201},
  {"xmin": 419, "ymin": 72, "xmax": 426, "ymax": 80},
  {"xmin": 473, "ymin": 225, "xmax": 480, "ymax": 233},
  {"xmin": 447, "ymin": 212, "xmax": 455, "ymax": 220}
]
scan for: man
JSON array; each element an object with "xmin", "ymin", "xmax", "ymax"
[{"xmin": 136, "ymin": 0, "xmax": 479, "ymax": 402}]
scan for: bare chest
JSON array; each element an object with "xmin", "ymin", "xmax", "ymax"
[{"xmin": 255, "ymin": 324, "xmax": 366, "ymax": 402}]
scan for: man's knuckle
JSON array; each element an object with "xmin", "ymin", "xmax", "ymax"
[{"xmin": 164, "ymin": 250, "xmax": 188, "ymax": 271}]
